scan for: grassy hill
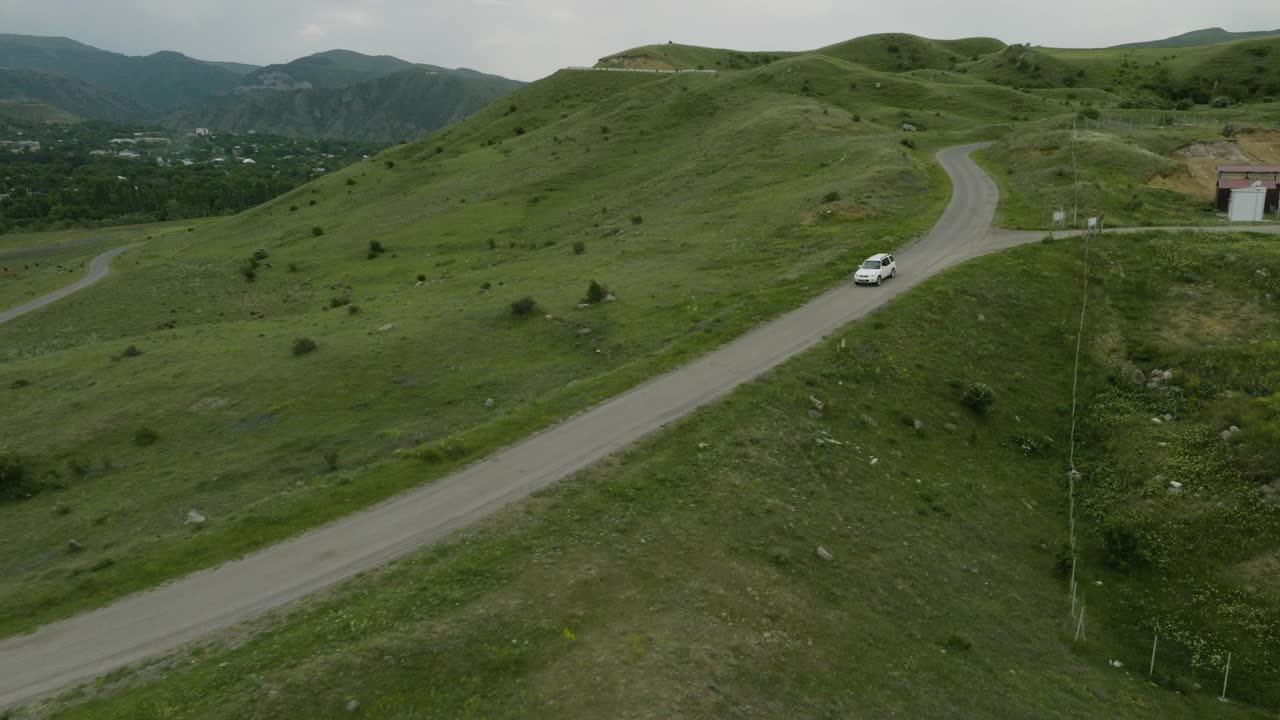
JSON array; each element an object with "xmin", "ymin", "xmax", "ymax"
[
  {"xmin": 0, "ymin": 99, "xmax": 77, "ymax": 124},
  {"xmin": 0, "ymin": 53, "xmax": 1073, "ymax": 637},
  {"xmin": 0, "ymin": 68, "xmax": 146, "ymax": 124},
  {"xmin": 1113, "ymin": 27, "xmax": 1280, "ymax": 49},
  {"xmin": 32, "ymin": 231, "xmax": 1280, "ymax": 718}
]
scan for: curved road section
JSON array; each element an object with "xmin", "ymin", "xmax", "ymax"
[
  {"xmin": 0, "ymin": 144, "xmax": 1047, "ymax": 707},
  {"xmin": 0, "ymin": 243, "xmax": 142, "ymax": 326}
]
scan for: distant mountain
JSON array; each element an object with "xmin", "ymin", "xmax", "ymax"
[
  {"xmin": 166, "ymin": 67, "xmax": 524, "ymax": 142},
  {"xmin": 0, "ymin": 99, "xmax": 79, "ymax": 124},
  {"xmin": 0, "ymin": 67, "xmax": 147, "ymax": 123},
  {"xmin": 237, "ymin": 49, "xmax": 420, "ymax": 90},
  {"xmin": 1112, "ymin": 27, "xmax": 1280, "ymax": 49},
  {"xmin": 0, "ymin": 34, "xmax": 245, "ymax": 110}
]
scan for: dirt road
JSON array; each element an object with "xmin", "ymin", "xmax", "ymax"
[
  {"xmin": 0, "ymin": 243, "xmax": 142, "ymax": 326},
  {"xmin": 2, "ymin": 144, "xmax": 1275, "ymax": 708}
]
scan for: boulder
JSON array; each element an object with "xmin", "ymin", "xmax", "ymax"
[
  {"xmin": 816, "ymin": 546, "xmax": 834, "ymax": 561},
  {"xmin": 67, "ymin": 539, "xmax": 83, "ymax": 554},
  {"xmin": 185, "ymin": 509, "xmax": 206, "ymax": 526}
]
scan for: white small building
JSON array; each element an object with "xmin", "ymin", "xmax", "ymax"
[
  {"xmin": 117, "ymin": 150, "xmax": 141, "ymax": 159},
  {"xmin": 241, "ymin": 158, "xmax": 256, "ymax": 164},
  {"xmin": 194, "ymin": 128, "xmax": 211, "ymax": 136},
  {"xmin": 1228, "ymin": 182, "xmax": 1268, "ymax": 222}
]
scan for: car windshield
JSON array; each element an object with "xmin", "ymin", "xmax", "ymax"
[{"xmin": 861, "ymin": 260, "xmax": 881, "ymax": 269}]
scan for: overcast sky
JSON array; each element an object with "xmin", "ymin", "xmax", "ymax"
[{"xmin": 2, "ymin": 1, "xmax": 1277, "ymax": 81}]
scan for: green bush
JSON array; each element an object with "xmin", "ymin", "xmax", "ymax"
[
  {"xmin": 823, "ymin": 191, "xmax": 841, "ymax": 203},
  {"xmin": 630, "ymin": 215, "xmax": 643, "ymax": 225},
  {"xmin": 1175, "ymin": 98, "xmax": 1194, "ymax": 111},
  {"xmin": 1078, "ymin": 107, "xmax": 1101, "ymax": 120},
  {"xmin": 584, "ymin": 280, "xmax": 609, "ymax": 304},
  {"xmin": 10, "ymin": 379, "xmax": 30, "ymax": 389},
  {"xmin": 416, "ymin": 273, "xmax": 426, "ymax": 282},
  {"xmin": 900, "ymin": 137, "xmax": 916, "ymax": 149},
  {"xmin": 1210, "ymin": 96, "xmax": 1233, "ymax": 108},
  {"xmin": 251, "ymin": 248, "xmax": 270, "ymax": 261},
  {"xmin": 122, "ymin": 345, "xmax": 142, "ymax": 358},
  {"xmin": 347, "ymin": 305, "xmax": 361, "ymax": 315},
  {"xmin": 323, "ymin": 451, "xmax": 340, "ymax": 471},
  {"xmin": 292, "ymin": 337, "xmax": 319, "ymax": 356},
  {"xmin": 961, "ymin": 382, "xmax": 995, "ymax": 413},
  {"xmin": 346, "ymin": 178, "xmax": 357, "ymax": 186},
  {"xmin": 510, "ymin": 297, "xmax": 538, "ymax": 317},
  {"xmin": 239, "ymin": 259, "xmax": 257, "ymax": 282},
  {"xmin": 0, "ymin": 454, "xmax": 31, "ymax": 501},
  {"xmin": 311, "ymin": 226, "xmax": 324, "ymax": 237},
  {"xmin": 134, "ymin": 427, "xmax": 159, "ymax": 446},
  {"xmin": 572, "ymin": 241, "xmax": 586, "ymax": 255}
]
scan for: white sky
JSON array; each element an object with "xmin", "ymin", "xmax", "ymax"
[{"xmin": 1, "ymin": 0, "xmax": 1277, "ymax": 81}]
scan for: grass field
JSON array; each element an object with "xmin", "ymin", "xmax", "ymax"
[
  {"xmin": 0, "ymin": 54, "xmax": 1076, "ymax": 636},
  {"xmin": 28, "ymin": 231, "xmax": 1280, "ymax": 719}
]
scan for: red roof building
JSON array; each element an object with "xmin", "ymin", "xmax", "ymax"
[{"xmin": 1216, "ymin": 165, "xmax": 1280, "ymax": 212}]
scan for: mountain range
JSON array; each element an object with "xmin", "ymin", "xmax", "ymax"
[
  {"xmin": 0, "ymin": 34, "xmax": 523, "ymax": 142},
  {"xmin": 1111, "ymin": 26, "xmax": 1280, "ymax": 49}
]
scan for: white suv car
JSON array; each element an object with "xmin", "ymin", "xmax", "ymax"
[{"xmin": 853, "ymin": 253, "xmax": 896, "ymax": 286}]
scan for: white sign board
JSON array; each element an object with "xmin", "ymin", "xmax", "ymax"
[
  {"xmin": 1087, "ymin": 217, "xmax": 1098, "ymax": 230},
  {"xmin": 1052, "ymin": 210, "xmax": 1065, "ymax": 223}
]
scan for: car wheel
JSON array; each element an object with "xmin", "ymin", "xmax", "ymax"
[
  {"xmin": 875, "ymin": 276, "xmax": 882, "ymax": 286},
  {"xmin": 890, "ymin": 267, "xmax": 896, "ymax": 278}
]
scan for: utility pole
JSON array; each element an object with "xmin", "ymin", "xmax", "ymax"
[{"xmin": 1072, "ymin": 118, "xmax": 1079, "ymax": 228}]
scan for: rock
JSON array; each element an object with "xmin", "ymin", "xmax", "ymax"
[
  {"xmin": 346, "ymin": 699, "xmax": 360, "ymax": 713},
  {"xmin": 1131, "ymin": 369, "xmax": 1146, "ymax": 385},
  {"xmin": 577, "ymin": 327, "xmax": 592, "ymax": 335},
  {"xmin": 185, "ymin": 509, "xmax": 206, "ymax": 525},
  {"xmin": 1220, "ymin": 429, "xmax": 1233, "ymax": 441},
  {"xmin": 414, "ymin": 281, "xmax": 424, "ymax": 288},
  {"xmin": 1109, "ymin": 659, "xmax": 1123, "ymax": 668},
  {"xmin": 377, "ymin": 323, "xmax": 394, "ymax": 333},
  {"xmin": 576, "ymin": 303, "xmax": 590, "ymax": 309},
  {"xmin": 1151, "ymin": 417, "xmax": 1162, "ymax": 424},
  {"xmin": 1162, "ymin": 414, "xmax": 1173, "ymax": 422},
  {"xmin": 943, "ymin": 422, "xmax": 958, "ymax": 433},
  {"xmin": 1229, "ymin": 425, "xmax": 1240, "ymax": 433},
  {"xmin": 604, "ymin": 294, "xmax": 616, "ymax": 302},
  {"xmin": 977, "ymin": 313, "xmax": 985, "ymax": 322},
  {"xmin": 912, "ymin": 418, "xmax": 923, "ymax": 431},
  {"xmin": 809, "ymin": 395, "xmax": 825, "ymax": 411},
  {"xmin": 901, "ymin": 123, "xmax": 917, "ymax": 132},
  {"xmin": 697, "ymin": 442, "xmax": 710, "ymax": 450},
  {"xmin": 1257, "ymin": 268, "xmax": 1270, "ymax": 280},
  {"xmin": 1163, "ymin": 370, "xmax": 1173, "ymax": 381},
  {"xmin": 484, "ymin": 398, "xmax": 495, "ymax": 408},
  {"xmin": 869, "ymin": 457, "xmax": 879, "ymax": 466},
  {"xmin": 860, "ymin": 414, "xmax": 877, "ymax": 428},
  {"xmin": 816, "ymin": 546, "xmax": 834, "ymax": 561},
  {"xmin": 68, "ymin": 539, "xmax": 83, "ymax": 553},
  {"xmin": 544, "ymin": 314, "xmax": 555, "ymax": 320}
]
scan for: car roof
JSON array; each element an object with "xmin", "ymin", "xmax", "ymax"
[{"xmin": 865, "ymin": 253, "xmax": 890, "ymax": 261}]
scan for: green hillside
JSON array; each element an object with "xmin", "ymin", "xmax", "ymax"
[
  {"xmin": 1113, "ymin": 26, "xmax": 1280, "ymax": 49},
  {"xmin": 0, "ymin": 53, "xmax": 1071, "ymax": 637},
  {"xmin": 0, "ymin": 34, "xmax": 243, "ymax": 111},
  {"xmin": 0, "ymin": 99, "xmax": 78, "ymax": 123},
  {"xmin": 37, "ymin": 231, "xmax": 1280, "ymax": 718},
  {"xmin": 0, "ymin": 68, "xmax": 146, "ymax": 123},
  {"xmin": 596, "ymin": 43, "xmax": 792, "ymax": 71},
  {"xmin": 165, "ymin": 67, "xmax": 524, "ymax": 142}
]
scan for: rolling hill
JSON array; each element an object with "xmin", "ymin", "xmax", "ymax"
[
  {"xmin": 236, "ymin": 49, "xmax": 420, "ymax": 91},
  {"xmin": 0, "ymin": 67, "xmax": 147, "ymax": 123},
  {"xmin": 1113, "ymin": 26, "xmax": 1280, "ymax": 49},
  {"xmin": 166, "ymin": 66, "xmax": 525, "ymax": 142},
  {"xmin": 0, "ymin": 34, "xmax": 245, "ymax": 111}
]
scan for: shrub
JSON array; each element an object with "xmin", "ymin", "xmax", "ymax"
[
  {"xmin": 961, "ymin": 382, "xmax": 995, "ymax": 413},
  {"xmin": 1102, "ymin": 524, "xmax": 1143, "ymax": 571},
  {"xmin": 0, "ymin": 454, "xmax": 30, "ymax": 501},
  {"xmin": 288, "ymin": 262, "xmax": 300, "ymax": 273},
  {"xmin": 1264, "ymin": 96, "xmax": 1276, "ymax": 103},
  {"xmin": 1175, "ymin": 98, "xmax": 1194, "ymax": 110},
  {"xmin": 292, "ymin": 337, "xmax": 318, "ymax": 356},
  {"xmin": 289, "ymin": 205, "xmax": 299, "ymax": 212},
  {"xmin": 600, "ymin": 126, "xmax": 609, "ymax": 134},
  {"xmin": 1210, "ymin": 95, "xmax": 1232, "ymax": 108},
  {"xmin": 346, "ymin": 178, "xmax": 357, "ymax": 186},
  {"xmin": 122, "ymin": 345, "xmax": 142, "ymax": 358},
  {"xmin": 510, "ymin": 297, "xmax": 538, "ymax": 317},
  {"xmin": 369, "ymin": 240, "xmax": 386, "ymax": 256},
  {"xmin": 487, "ymin": 238, "xmax": 497, "ymax": 250},
  {"xmin": 251, "ymin": 248, "xmax": 270, "ymax": 261},
  {"xmin": 514, "ymin": 127, "xmax": 526, "ymax": 136},
  {"xmin": 328, "ymin": 295, "xmax": 350, "ymax": 308},
  {"xmin": 311, "ymin": 226, "xmax": 324, "ymax": 237},
  {"xmin": 851, "ymin": 113, "xmax": 861, "ymax": 122},
  {"xmin": 347, "ymin": 304, "xmax": 361, "ymax": 315},
  {"xmin": 308, "ymin": 199, "xmax": 317, "ymax": 207},
  {"xmin": 1220, "ymin": 122, "xmax": 1237, "ymax": 138},
  {"xmin": 900, "ymin": 137, "xmax": 915, "ymax": 149},
  {"xmin": 239, "ymin": 260, "xmax": 257, "ymax": 282},
  {"xmin": 385, "ymin": 160, "xmax": 395, "ymax": 169},
  {"xmin": 323, "ymin": 451, "xmax": 340, "ymax": 471},
  {"xmin": 480, "ymin": 281, "xmax": 492, "ymax": 290},
  {"xmin": 572, "ymin": 241, "xmax": 586, "ymax": 255},
  {"xmin": 584, "ymin": 279, "xmax": 609, "ymax": 304},
  {"xmin": 823, "ymin": 191, "xmax": 840, "ymax": 203},
  {"xmin": 134, "ymin": 427, "xmax": 159, "ymax": 446},
  {"xmin": 416, "ymin": 273, "xmax": 427, "ymax": 282},
  {"xmin": 1078, "ymin": 107, "xmax": 1101, "ymax": 120},
  {"xmin": 10, "ymin": 379, "xmax": 30, "ymax": 389}
]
